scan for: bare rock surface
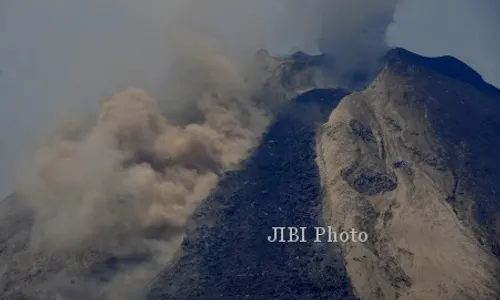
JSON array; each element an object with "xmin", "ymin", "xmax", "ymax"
[
  {"xmin": 317, "ymin": 48, "xmax": 500, "ymax": 300},
  {"xmin": 146, "ymin": 89, "xmax": 358, "ymax": 300}
]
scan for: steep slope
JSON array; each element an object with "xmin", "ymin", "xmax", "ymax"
[
  {"xmin": 317, "ymin": 48, "xmax": 500, "ymax": 300},
  {"xmin": 146, "ymin": 89, "xmax": 358, "ymax": 300}
]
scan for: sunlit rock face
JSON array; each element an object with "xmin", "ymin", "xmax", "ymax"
[{"xmin": 317, "ymin": 48, "xmax": 500, "ymax": 300}]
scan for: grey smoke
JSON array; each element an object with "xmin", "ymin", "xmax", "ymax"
[
  {"xmin": 317, "ymin": 0, "xmax": 399, "ymax": 82},
  {"xmin": 7, "ymin": 34, "xmax": 271, "ymax": 298}
]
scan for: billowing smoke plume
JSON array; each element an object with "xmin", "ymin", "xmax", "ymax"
[
  {"xmin": 318, "ymin": 0, "xmax": 399, "ymax": 63},
  {"xmin": 316, "ymin": 0, "xmax": 400, "ymax": 86},
  {"xmin": 11, "ymin": 40, "xmax": 269, "ymax": 299},
  {"xmin": 0, "ymin": 0, "xmax": 403, "ymax": 298}
]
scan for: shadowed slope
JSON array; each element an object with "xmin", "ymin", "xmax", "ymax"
[{"xmin": 146, "ymin": 89, "xmax": 359, "ymax": 300}]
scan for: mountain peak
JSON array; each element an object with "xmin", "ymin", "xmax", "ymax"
[{"xmin": 383, "ymin": 47, "xmax": 500, "ymax": 99}]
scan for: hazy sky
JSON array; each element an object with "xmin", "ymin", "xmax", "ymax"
[
  {"xmin": 0, "ymin": 0, "xmax": 499, "ymax": 198},
  {"xmin": 387, "ymin": 0, "xmax": 500, "ymax": 88}
]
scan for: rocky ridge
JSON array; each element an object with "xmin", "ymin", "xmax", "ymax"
[{"xmin": 316, "ymin": 48, "xmax": 500, "ymax": 300}]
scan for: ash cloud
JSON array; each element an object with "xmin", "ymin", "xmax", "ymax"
[
  {"xmin": 0, "ymin": 0, "xmax": 282, "ymax": 297},
  {"xmin": 317, "ymin": 0, "xmax": 399, "ymax": 63},
  {"xmin": 10, "ymin": 43, "xmax": 270, "ymax": 299},
  {"xmin": 316, "ymin": 0, "xmax": 400, "ymax": 86}
]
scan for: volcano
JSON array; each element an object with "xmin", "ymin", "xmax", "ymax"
[{"xmin": 1, "ymin": 48, "xmax": 499, "ymax": 300}]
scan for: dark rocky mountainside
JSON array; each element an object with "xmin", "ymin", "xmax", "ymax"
[{"xmin": 146, "ymin": 89, "xmax": 357, "ymax": 300}]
